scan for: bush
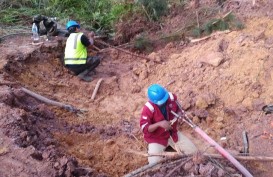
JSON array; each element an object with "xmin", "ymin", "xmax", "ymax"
[
  {"xmin": 0, "ymin": 0, "xmax": 134, "ymax": 34},
  {"xmin": 135, "ymin": 0, "xmax": 168, "ymax": 20},
  {"xmin": 192, "ymin": 12, "xmax": 244, "ymax": 37},
  {"xmin": 133, "ymin": 35, "xmax": 154, "ymax": 52}
]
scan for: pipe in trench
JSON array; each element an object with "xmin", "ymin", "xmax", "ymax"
[{"xmin": 194, "ymin": 126, "xmax": 253, "ymax": 177}]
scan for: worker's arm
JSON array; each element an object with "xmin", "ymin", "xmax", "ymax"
[
  {"xmin": 80, "ymin": 33, "xmax": 95, "ymax": 47},
  {"xmin": 148, "ymin": 120, "xmax": 172, "ymax": 133},
  {"xmin": 88, "ymin": 31, "xmax": 95, "ymax": 46},
  {"xmin": 140, "ymin": 105, "xmax": 172, "ymax": 134}
]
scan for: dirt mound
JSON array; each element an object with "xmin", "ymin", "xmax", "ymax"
[
  {"xmin": 0, "ymin": 36, "xmax": 147, "ymax": 177},
  {"xmin": 0, "ymin": 86, "xmax": 98, "ymax": 176},
  {"xmin": 0, "ymin": 1, "xmax": 273, "ymax": 177},
  {"xmin": 114, "ymin": 14, "xmax": 160, "ymax": 45}
]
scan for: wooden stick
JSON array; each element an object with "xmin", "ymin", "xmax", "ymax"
[
  {"xmin": 222, "ymin": 11, "xmax": 233, "ymax": 19},
  {"xmin": 123, "ymin": 155, "xmax": 183, "ymax": 177},
  {"xmin": 124, "ymin": 161, "xmax": 161, "ymax": 177},
  {"xmin": 196, "ymin": 11, "xmax": 200, "ymax": 29},
  {"xmin": 165, "ymin": 157, "xmax": 192, "ymax": 177},
  {"xmin": 127, "ymin": 149, "xmax": 273, "ymax": 162},
  {"xmin": 130, "ymin": 134, "xmax": 147, "ymax": 150},
  {"xmin": 21, "ymin": 87, "xmax": 78, "ymax": 112},
  {"xmin": 126, "ymin": 149, "xmax": 181, "ymax": 157},
  {"xmin": 92, "ymin": 45, "xmax": 101, "ymax": 51},
  {"xmin": 96, "ymin": 40, "xmax": 153, "ymax": 62},
  {"xmin": 142, "ymin": 4, "xmax": 152, "ymax": 22},
  {"xmin": 91, "ymin": 78, "xmax": 103, "ymax": 101},
  {"xmin": 205, "ymin": 153, "xmax": 273, "ymax": 162},
  {"xmin": 165, "ymin": 80, "xmax": 175, "ymax": 87},
  {"xmin": 190, "ymin": 30, "xmax": 230, "ymax": 43}
]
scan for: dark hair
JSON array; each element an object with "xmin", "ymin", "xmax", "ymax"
[{"xmin": 68, "ymin": 26, "xmax": 77, "ymax": 33}]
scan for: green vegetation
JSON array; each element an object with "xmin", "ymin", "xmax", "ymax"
[
  {"xmin": 136, "ymin": 0, "xmax": 168, "ymax": 21},
  {"xmin": 0, "ymin": 0, "xmax": 244, "ymax": 50},
  {"xmin": 192, "ymin": 12, "xmax": 244, "ymax": 38},
  {"xmin": 0, "ymin": 0, "xmax": 136, "ymax": 32},
  {"xmin": 0, "ymin": 0, "xmax": 169, "ymax": 33},
  {"xmin": 133, "ymin": 35, "xmax": 154, "ymax": 52}
]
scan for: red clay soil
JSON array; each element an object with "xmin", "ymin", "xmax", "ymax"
[{"xmin": 0, "ymin": 1, "xmax": 273, "ymax": 177}]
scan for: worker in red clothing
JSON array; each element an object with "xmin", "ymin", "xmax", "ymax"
[{"xmin": 140, "ymin": 84, "xmax": 197, "ymax": 164}]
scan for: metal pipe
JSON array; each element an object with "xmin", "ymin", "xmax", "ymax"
[
  {"xmin": 171, "ymin": 102, "xmax": 253, "ymax": 177},
  {"xmin": 194, "ymin": 127, "xmax": 253, "ymax": 177}
]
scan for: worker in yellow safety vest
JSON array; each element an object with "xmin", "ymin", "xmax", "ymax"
[{"xmin": 64, "ymin": 20, "xmax": 100, "ymax": 82}]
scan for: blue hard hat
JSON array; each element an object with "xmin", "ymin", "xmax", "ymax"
[
  {"xmin": 66, "ymin": 20, "xmax": 80, "ymax": 30},
  {"xmin": 148, "ymin": 84, "xmax": 169, "ymax": 105}
]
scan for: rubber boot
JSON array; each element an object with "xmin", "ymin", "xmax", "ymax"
[{"xmin": 77, "ymin": 69, "xmax": 92, "ymax": 82}]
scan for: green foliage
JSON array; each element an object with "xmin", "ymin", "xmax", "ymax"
[
  {"xmin": 203, "ymin": 18, "xmax": 229, "ymax": 35},
  {"xmin": 233, "ymin": 20, "xmax": 244, "ymax": 30},
  {"xmin": 0, "ymin": 8, "xmax": 40, "ymax": 24},
  {"xmin": 0, "ymin": 0, "xmax": 134, "ymax": 34},
  {"xmin": 136, "ymin": 0, "xmax": 168, "ymax": 20},
  {"xmin": 133, "ymin": 35, "xmax": 154, "ymax": 52},
  {"xmin": 192, "ymin": 12, "xmax": 244, "ymax": 37},
  {"xmin": 192, "ymin": 27, "xmax": 201, "ymax": 38}
]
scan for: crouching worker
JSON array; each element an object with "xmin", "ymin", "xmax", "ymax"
[
  {"xmin": 140, "ymin": 84, "xmax": 198, "ymax": 164},
  {"xmin": 33, "ymin": 14, "xmax": 58, "ymax": 36},
  {"xmin": 64, "ymin": 20, "xmax": 100, "ymax": 82}
]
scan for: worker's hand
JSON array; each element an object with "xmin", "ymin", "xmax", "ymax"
[
  {"xmin": 88, "ymin": 31, "xmax": 95, "ymax": 38},
  {"xmin": 158, "ymin": 120, "xmax": 172, "ymax": 130}
]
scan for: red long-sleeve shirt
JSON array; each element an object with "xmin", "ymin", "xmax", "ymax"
[{"xmin": 140, "ymin": 93, "xmax": 179, "ymax": 146}]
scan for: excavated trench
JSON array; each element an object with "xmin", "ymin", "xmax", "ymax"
[
  {"xmin": 0, "ymin": 37, "xmax": 257, "ymax": 177},
  {"xmin": 1, "ymin": 14, "xmax": 273, "ymax": 176},
  {"xmin": 0, "ymin": 36, "xmax": 147, "ymax": 177}
]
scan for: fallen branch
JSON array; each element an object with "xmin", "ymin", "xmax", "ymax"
[
  {"xmin": 92, "ymin": 45, "xmax": 101, "ymax": 51},
  {"xmin": 196, "ymin": 11, "xmax": 200, "ymax": 29},
  {"xmin": 91, "ymin": 78, "xmax": 103, "ymax": 101},
  {"xmin": 165, "ymin": 157, "xmax": 192, "ymax": 177},
  {"xmin": 165, "ymin": 80, "xmax": 175, "ymax": 88},
  {"xmin": 21, "ymin": 87, "xmax": 79, "ymax": 112},
  {"xmin": 96, "ymin": 40, "xmax": 153, "ymax": 62},
  {"xmin": 127, "ymin": 149, "xmax": 273, "ymax": 162},
  {"xmin": 124, "ymin": 161, "xmax": 161, "ymax": 177},
  {"xmin": 190, "ymin": 30, "xmax": 230, "ymax": 43},
  {"xmin": 126, "ymin": 149, "xmax": 188, "ymax": 157},
  {"xmin": 129, "ymin": 134, "xmax": 147, "ymax": 150},
  {"xmin": 123, "ymin": 155, "xmax": 183, "ymax": 177}
]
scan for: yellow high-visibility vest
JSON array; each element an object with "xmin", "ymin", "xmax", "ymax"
[{"xmin": 64, "ymin": 33, "xmax": 87, "ymax": 65}]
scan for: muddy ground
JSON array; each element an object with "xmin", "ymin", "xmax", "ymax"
[{"xmin": 0, "ymin": 1, "xmax": 273, "ymax": 177}]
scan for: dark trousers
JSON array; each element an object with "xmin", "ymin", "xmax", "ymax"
[{"xmin": 65, "ymin": 56, "xmax": 100, "ymax": 75}]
